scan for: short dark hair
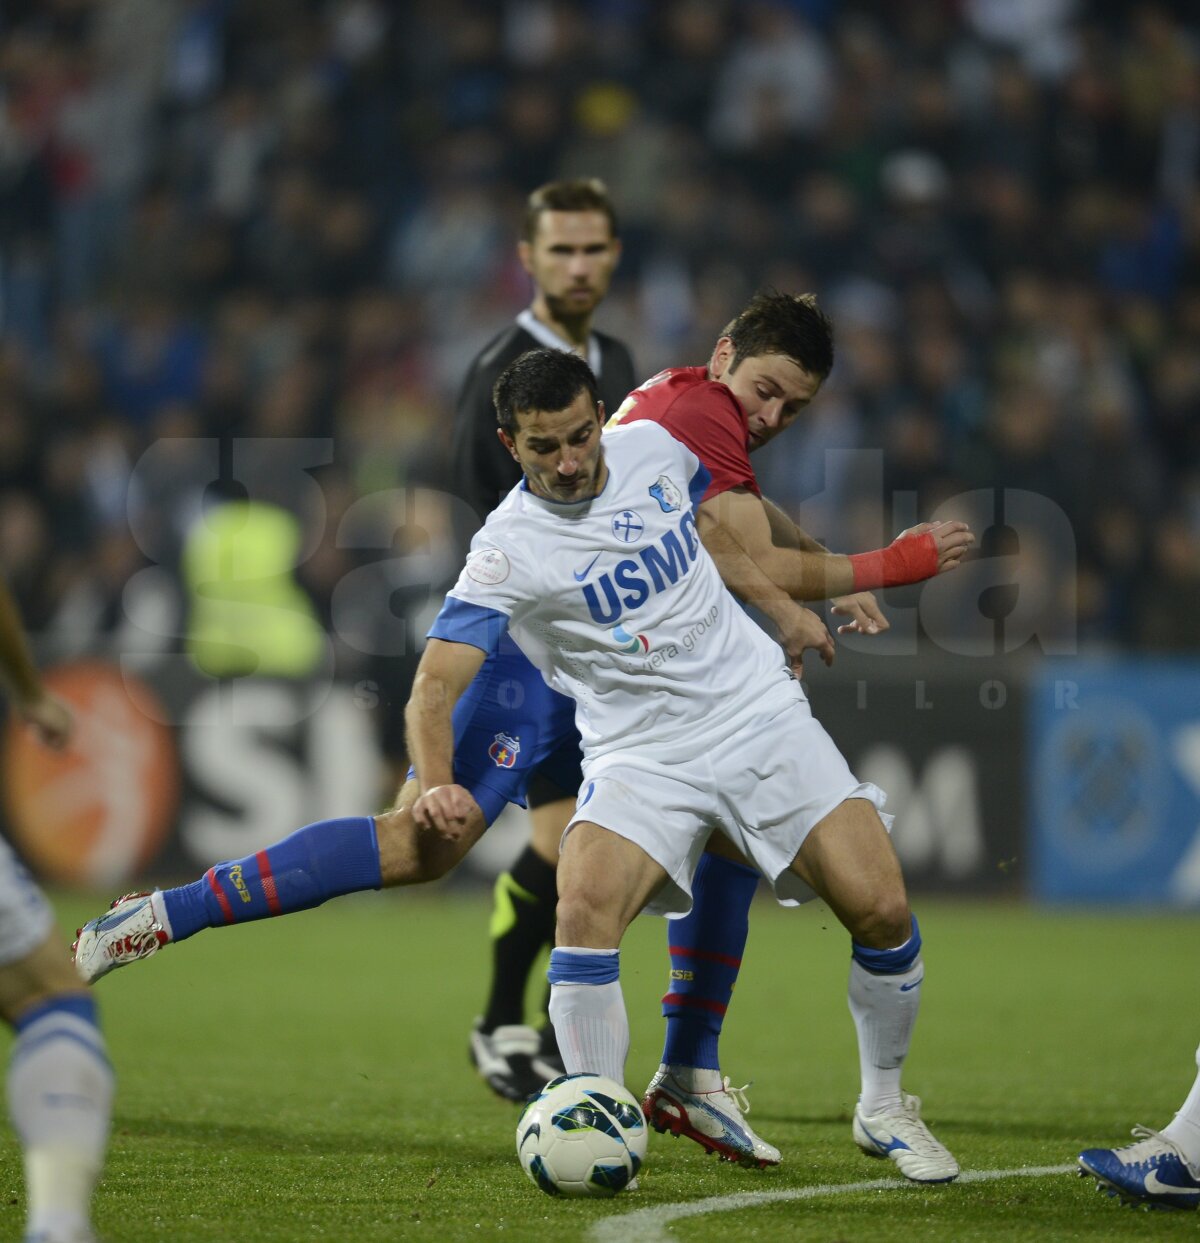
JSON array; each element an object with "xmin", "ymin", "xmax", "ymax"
[
  {"xmin": 522, "ymin": 178, "xmax": 619, "ymax": 243},
  {"xmin": 493, "ymin": 349, "xmax": 600, "ymax": 436},
  {"xmin": 721, "ymin": 290, "xmax": 835, "ymax": 380}
]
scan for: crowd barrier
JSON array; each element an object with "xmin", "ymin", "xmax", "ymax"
[{"xmin": 2, "ymin": 652, "xmax": 1196, "ymax": 905}]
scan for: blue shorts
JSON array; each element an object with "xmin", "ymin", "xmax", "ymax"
[{"xmin": 412, "ymin": 640, "xmax": 583, "ymax": 825}]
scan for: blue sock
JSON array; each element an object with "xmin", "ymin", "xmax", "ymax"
[
  {"xmin": 660, "ymin": 852, "xmax": 758, "ymax": 1070},
  {"xmin": 547, "ymin": 947, "xmax": 621, "ymax": 985},
  {"xmin": 14, "ymin": 993, "xmax": 102, "ymax": 1040},
  {"xmin": 851, "ymin": 914, "xmax": 922, "ymax": 974},
  {"xmin": 162, "ymin": 816, "xmax": 382, "ymax": 942}
]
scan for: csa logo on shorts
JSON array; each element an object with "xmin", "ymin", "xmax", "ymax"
[
  {"xmin": 489, "ymin": 732, "xmax": 521, "ymax": 768},
  {"xmin": 649, "ymin": 475, "xmax": 682, "ymax": 513}
]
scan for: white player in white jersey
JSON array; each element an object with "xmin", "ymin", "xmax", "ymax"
[
  {"xmin": 449, "ymin": 423, "xmax": 789, "ymax": 749},
  {"xmin": 436, "ymin": 405, "xmax": 885, "ymax": 908},
  {"xmin": 410, "ymin": 348, "xmax": 958, "ymax": 1183},
  {"xmin": 0, "ymin": 578, "xmax": 112, "ymax": 1243}
]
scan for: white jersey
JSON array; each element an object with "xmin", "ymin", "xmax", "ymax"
[{"xmin": 431, "ymin": 421, "xmax": 798, "ymax": 768}]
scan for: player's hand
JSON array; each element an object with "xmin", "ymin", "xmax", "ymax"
[
  {"xmin": 896, "ymin": 520, "xmax": 974, "ymax": 574},
  {"xmin": 412, "ymin": 784, "xmax": 482, "ymax": 841},
  {"xmin": 774, "ymin": 601, "xmax": 834, "ymax": 678},
  {"xmin": 18, "ymin": 692, "xmax": 73, "ymax": 751},
  {"xmin": 830, "ymin": 592, "xmax": 888, "ymax": 636}
]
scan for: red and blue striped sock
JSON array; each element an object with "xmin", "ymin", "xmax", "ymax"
[
  {"xmin": 160, "ymin": 816, "xmax": 382, "ymax": 941},
  {"xmin": 660, "ymin": 852, "xmax": 758, "ymax": 1070}
]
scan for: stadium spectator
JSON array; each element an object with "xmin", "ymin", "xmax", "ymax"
[
  {"xmin": 0, "ymin": 2, "xmax": 1194, "ymax": 709},
  {"xmin": 443, "ymin": 178, "xmax": 634, "ymax": 1103}
]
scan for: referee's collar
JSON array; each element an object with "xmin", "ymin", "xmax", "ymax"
[{"xmin": 516, "ymin": 309, "xmax": 602, "ymax": 378}]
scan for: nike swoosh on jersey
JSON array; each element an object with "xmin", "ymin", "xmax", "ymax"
[{"xmin": 573, "ymin": 553, "xmax": 601, "ymax": 581}]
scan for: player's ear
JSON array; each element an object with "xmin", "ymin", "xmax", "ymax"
[
  {"xmin": 497, "ymin": 427, "xmax": 519, "ymax": 462},
  {"xmin": 709, "ymin": 336, "xmax": 735, "ymax": 379},
  {"xmin": 517, "ymin": 240, "xmax": 533, "ymax": 276},
  {"xmin": 595, "ymin": 400, "xmax": 605, "ymax": 427}
]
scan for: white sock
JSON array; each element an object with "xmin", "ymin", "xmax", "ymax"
[
  {"xmin": 149, "ymin": 890, "xmax": 173, "ymax": 940},
  {"xmin": 9, "ymin": 1003, "xmax": 113, "ymax": 1242},
  {"xmin": 662, "ymin": 1064, "xmax": 723, "ymax": 1093},
  {"xmin": 548, "ymin": 947, "xmax": 627, "ymax": 1082},
  {"xmin": 1162, "ymin": 1042, "xmax": 1200, "ymax": 1169},
  {"xmin": 848, "ymin": 956, "xmax": 923, "ymax": 1116}
]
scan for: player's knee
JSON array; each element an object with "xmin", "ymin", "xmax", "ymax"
[
  {"xmin": 853, "ymin": 913, "xmax": 922, "ymax": 974},
  {"xmin": 375, "ymin": 808, "xmax": 457, "ymax": 885},
  {"xmin": 0, "ymin": 933, "xmax": 90, "ymax": 1023},
  {"xmin": 845, "ymin": 889, "xmax": 911, "ymax": 949},
  {"xmin": 554, "ymin": 886, "xmax": 617, "ymax": 949}
]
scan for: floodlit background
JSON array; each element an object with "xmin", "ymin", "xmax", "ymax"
[{"xmin": 1, "ymin": 0, "xmax": 1198, "ymax": 905}]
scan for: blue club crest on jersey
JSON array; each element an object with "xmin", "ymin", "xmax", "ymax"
[
  {"xmin": 488, "ymin": 732, "xmax": 520, "ymax": 768},
  {"xmin": 649, "ymin": 475, "xmax": 683, "ymax": 513},
  {"xmin": 611, "ymin": 510, "xmax": 644, "ymax": 542}
]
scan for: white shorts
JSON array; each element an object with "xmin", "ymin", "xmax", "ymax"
[
  {"xmin": 565, "ymin": 687, "xmax": 889, "ymax": 918},
  {"xmin": 0, "ymin": 836, "xmax": 54, "ymax": 966}
]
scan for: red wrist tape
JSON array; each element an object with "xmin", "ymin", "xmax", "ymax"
[{"xmin": 848, "ymin": 533, "xmax": 939, "ymax": 591}]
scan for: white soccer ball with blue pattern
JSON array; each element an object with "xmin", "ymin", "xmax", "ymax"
[{"xmin": 516, "ymin": 1073, "xmax": 647, "ymax": 1197}]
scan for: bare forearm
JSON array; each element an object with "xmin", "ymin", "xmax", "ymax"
[
  {"xmin": 701, "ymin": 522, "xmax": 811, "ymax": 620},
  {"xmin": 752, "ymin": 546, "xmax": 856, "ymax": 599},
  {"xmin": 404, "ymin": 672, "xmax": 459, "ymax": 792},
  {"xmin": 702, "ymin": 491, "xmax": 851, "ymax": 599},
  {"xmin": 702, "ymin": 491, "xmax": 954, "ymax": 599}
]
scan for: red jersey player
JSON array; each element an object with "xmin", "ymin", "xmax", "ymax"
[{"xmin": 606, "ymin": 291, "xmax": 970, "ymax": 1181}]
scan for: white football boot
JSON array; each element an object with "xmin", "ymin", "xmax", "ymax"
[
  {"xmin": 72, "ymin": 892, "xmax": 170, "ymax": 984},
  {"xmin": 642, "ymin": 1067, "xmax": 781, "ymax": 1168},
  {"xmin": 853, "ymin": 1092, "xmax": 959, "ymax": 1182}
]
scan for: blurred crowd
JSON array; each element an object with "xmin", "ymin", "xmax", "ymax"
[{"xmin": 1, "ymin": 0, "xmax": 1198, "ymax": 720}]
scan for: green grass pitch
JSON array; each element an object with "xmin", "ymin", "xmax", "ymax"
[{"xmin": 3, "ymin": 892, "xmax": 1196, "ymax": 1242}]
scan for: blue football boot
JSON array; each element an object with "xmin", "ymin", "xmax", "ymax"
[{"xmin": 1079, "ymin": 1126, "xmax": 1200, "ymax": 1209}]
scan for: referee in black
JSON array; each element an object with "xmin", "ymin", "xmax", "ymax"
[{"xmin": 456, "ymin": 179, "xmax": 635, "ymax": 1100}]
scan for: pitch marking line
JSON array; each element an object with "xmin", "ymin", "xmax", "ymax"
[{"xmin": 588, "ymin": 1163, "xmax": 1076, "ymax": 1243}]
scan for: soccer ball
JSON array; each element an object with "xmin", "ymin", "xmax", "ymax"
[{"xmin": 515, "ymin": 1073, "xmax": 647, "ymax": 1197}]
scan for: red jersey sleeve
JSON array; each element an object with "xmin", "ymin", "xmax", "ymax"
[{"xmin": 649, "ymin": 382, "xmax": 759, "ymax": 502}]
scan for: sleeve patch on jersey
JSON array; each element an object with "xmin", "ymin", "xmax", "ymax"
[
  {"xmin": 428, "ymin": 597, "xmax": 509, "ymax": 651},
  {"xmin": 687, "ymin": 463, "xmax": 712, "ymax": 513},
  {"xmin": 648, "ymin": 474, "xmax": 683, "ymax": 513},
  {"xmin": 465, "ymin": 548, "xmax": 510, "ymax": 584}
]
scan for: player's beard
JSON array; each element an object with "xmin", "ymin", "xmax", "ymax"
[
  {"xmin": 548, "ymin": 468, "xmax": 596, "ymax": 500},
  {"xmin": 541, "ymin": 451, "xmax": 605, "ymax": 502}
]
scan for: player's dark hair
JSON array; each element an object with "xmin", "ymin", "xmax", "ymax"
[
  {"xmin": 721, "ymin": 290, "xmax": 835, "ymax": 380},
  {"xmin": 493, "ymin": 349, "xmax": 600, "ymax": 436},
  {"xmin": 522, "ymin": 179, "xmax": 619, "ymax": 242}
]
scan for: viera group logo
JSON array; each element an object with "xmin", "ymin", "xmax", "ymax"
[
  {"xmin": 611, "ymin": 624, "xmax": 650, "ymax": 655},
  {"xmin": 1, "ymin": 662, "xmax": 179, "ymax": 887}
]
